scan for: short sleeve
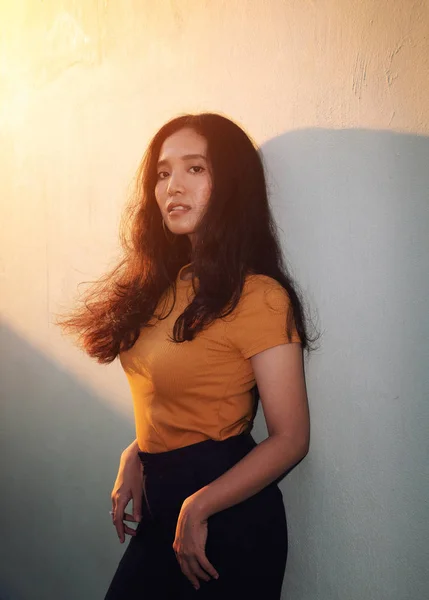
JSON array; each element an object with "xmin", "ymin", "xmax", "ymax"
[{"xmin": 225, "ymin": 275, "xmax": 301, "ymax": 359}]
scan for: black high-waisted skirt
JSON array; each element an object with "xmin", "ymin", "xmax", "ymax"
[{"xmin": 104, "ymin": 432, "xmax": 288, "ymax": 599}]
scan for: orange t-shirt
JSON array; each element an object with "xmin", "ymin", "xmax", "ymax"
[{"xmin": 119, "ymin": 264, "xmax": 301, "ymax": 452}]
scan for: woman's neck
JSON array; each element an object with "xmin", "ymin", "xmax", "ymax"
[{"xmin": 179, "ymin": 263, "xmax": 194, "ymax": 281}]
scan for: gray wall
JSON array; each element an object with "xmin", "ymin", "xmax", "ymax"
[
  {"xmin": 260, "ymin": 129, "xmax": 429, "ymax": 599},
  {"xmin": 0, "ymin": 323, "xmax": 133, "ymax": 600}
]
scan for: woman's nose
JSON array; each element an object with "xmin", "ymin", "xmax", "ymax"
[{"xmin": 167, "ymin": 173, "xmax": 185, "ymax": 196}]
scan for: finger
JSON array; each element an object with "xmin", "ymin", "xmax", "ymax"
[
  {"xmin": 123, "ymin": 524, "xmax": 137, "ymax": 536},
  {"xmin": 177, "ymin": 558, "xmax": 201, "ymax": 590},
  {"xmin": 187, "ymin": 557, "xmax": 211, "ymax": 583},
  {"xmin": 113, "ymin": 507, "xmax": 126, "ymax": 543},
  {"xmin": 123, "ymin": 512, "xmax": 138, "ymax": 522},
  {"xmin": 196, "ymin": 553, "xmax": 219, "ymax": 580}
]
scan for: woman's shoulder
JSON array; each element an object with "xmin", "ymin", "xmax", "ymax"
[
  {"xmin": 234, "ymin": 273, "xmax": 292, "ymax": 315},
  {"xmin": 243, "ymin": 272, "xmax": 289, "ymax": 296},
  {"xmin": 244, "ymin": 272, "xmax": 283, "ymax": 288},
  {"xmin": 224, "ymin": 273, "xmax": 300, "ymax": 353}
]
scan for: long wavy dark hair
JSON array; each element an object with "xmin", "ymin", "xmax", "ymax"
[{"xmin": 58, "ymin": 112, "xmax": 318, "ymax": 363}]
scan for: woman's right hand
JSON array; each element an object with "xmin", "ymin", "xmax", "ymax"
[{"xmin": 110, "ymin": 440, "xmax": 143, "ymax": 543}]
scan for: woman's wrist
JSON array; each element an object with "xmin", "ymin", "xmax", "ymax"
[{"xmin": 121, "ymin": 439, "xmax": 140, "ymax": 460}]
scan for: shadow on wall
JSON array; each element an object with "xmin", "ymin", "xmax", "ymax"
[
  {"xmin": 258, "ymin": 129, "xmax": 429, "ymax": 600},
  {"xmin": 0, "ymin": 321, "xmax": 134, "ymax": 600},
  {"xmin": 1, "ymin": 128, "xmax": 428, "ymax": 600}
]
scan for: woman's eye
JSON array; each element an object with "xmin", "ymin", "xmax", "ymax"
[
  {"xmin": 157, "ymin": 171, "xmax": 169, "ymax": 180},
  {"xmin": 190, "ymin": 166, "xmax": 204, "ymax": 174}
]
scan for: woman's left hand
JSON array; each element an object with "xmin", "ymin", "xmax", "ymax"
[{"xmin": 173, "ymin": 496, "xmax": 219, "ymax": 590}]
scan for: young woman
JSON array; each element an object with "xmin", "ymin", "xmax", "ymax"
[{"xmin": 60, "ymin": 113, "xmax": 315, "ymax": 599}]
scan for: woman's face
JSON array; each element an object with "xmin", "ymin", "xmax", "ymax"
[{"xmin": 155, "ymin": 127, "xmax": 212, "ymax": 247}]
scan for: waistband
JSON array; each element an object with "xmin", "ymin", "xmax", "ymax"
[{"xmin": 138, "ymin": 432, "xmax": 256, "ymax": 472}]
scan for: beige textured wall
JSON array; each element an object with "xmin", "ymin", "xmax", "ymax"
[
  {"xmin": 1, "ymin": 0, "xmax": 428, "ymax": 407},
  {"xmin": 1, "ymin": 2, "xmax": 428, "ymax": 599}
]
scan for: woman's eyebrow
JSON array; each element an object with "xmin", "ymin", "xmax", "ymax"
[{"xmin": 157, "ymin": 153, "xmax": 207, "ymax": 167}]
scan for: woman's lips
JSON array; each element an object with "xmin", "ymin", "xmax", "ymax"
[{"xmin": 168, "ymin": 207, "xmax": 191, "ymax": 216}]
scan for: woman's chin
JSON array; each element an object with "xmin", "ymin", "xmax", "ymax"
[{"xmin": 168, "ymin": 225, "xmax": 195, "ymax": 237}]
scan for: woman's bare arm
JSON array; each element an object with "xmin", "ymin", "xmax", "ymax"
[{"xmin": 184, "ymin": 342, "xmax": 309, "ymax": 518}]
